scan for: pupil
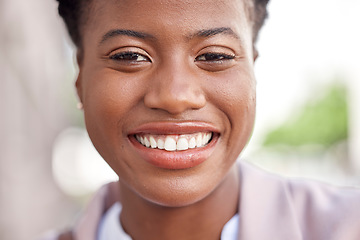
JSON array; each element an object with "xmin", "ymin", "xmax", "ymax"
[
  {"xmin": 206, "ymin": 53, "xmax": 222, "ymax": 60},
  {"xmin": 127, "ymin": 53, "xmax": 138, "ymax": 60}
]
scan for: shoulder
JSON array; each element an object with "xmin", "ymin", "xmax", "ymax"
[
  {"xmin": 239, "ymin": 160, "xmax": 360, "ymax": 212},
  {"xmin": 238, "ymin": 160, "xmax": 360, "ymax": 239}
]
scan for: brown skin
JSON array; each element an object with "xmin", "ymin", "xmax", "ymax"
[{"xmin": 76, "ymin": 0, "xmax": 257, "ymax": 239}]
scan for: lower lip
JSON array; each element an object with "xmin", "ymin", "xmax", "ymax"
[{"xmin": 129, "ymin": 135, "xmax": 218, "ymax": 170}]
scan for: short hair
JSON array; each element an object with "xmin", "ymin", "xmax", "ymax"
[
  {"xmin": 252, "ymin": 0, "xmax": 270, "ymax": 42},
  {"xmin": 57, "ymin": 0, "xmax": 270, "ymax": 48}
]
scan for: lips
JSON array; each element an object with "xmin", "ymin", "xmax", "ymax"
[{"xmin": 128, "ymin": 122, "xmax": 219, "ymax": 169}]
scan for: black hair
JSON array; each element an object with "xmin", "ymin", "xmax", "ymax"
[
  {"xmin": 56, "ymin": 0, "xmax": 87, "ymax": 47},
  {"xmin": 252, "ymin": 0, "xmax": 270, "ymax": 42},
  {"xmin": 57, "ymin": 0, "xmax": 269, "ymax": 48}
]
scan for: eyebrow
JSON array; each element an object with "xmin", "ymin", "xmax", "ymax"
[
  {"xmin": 189, "ymin": 27, "xmax": 240, "ymax": 40},
  {"xmin": 99, "ymin": 27, "xmax": 239, "ymax": 46},
  {"xmin": 100, "ymin": 29, "xmax": 155, "ymax": 45}
]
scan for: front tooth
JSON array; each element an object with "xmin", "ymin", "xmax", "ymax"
[
  {"xmin": 157, "ymin": 139, "xmax": 165, "ymax": 149},
  {"xmin": 144, "ymin": 137, "xmax": 151, "ymax": 147},
  {"xmin": 189, "ymin": 137, "xmax": 196, "ymax": 148},
  {"xmin": 196, "ymin": 134, "xmax": 203, "ymax": 147},
  {"xmin": 149, "ymin": 136, "xmax": 157, "ymax": 148},
  {"xmin": 164, "ymin": 136, "xmax": 176, "ymax": 151},
  {"xmin": 177, "ymin": 137, "xmax": 189, "ymax": 151}
]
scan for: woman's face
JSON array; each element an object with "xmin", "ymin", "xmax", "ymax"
[{"xmin": 77, "ymin": 0, "xmax": 256, "ymax": 206}]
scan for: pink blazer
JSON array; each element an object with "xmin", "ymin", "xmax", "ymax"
[{"xmin": 42, "ymin": 161, "xmax": 360, "ymax": 240}]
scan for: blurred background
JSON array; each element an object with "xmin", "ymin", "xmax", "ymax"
[{"xmin": 0, "ymin": 0, "xmax": 359, "ymax": 239}]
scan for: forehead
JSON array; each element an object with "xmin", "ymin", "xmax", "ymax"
[
  {"xmin": 83, "ymin": 0, "xmax": 253, "ymax": 43},
  {"xmin": 88, "ymin": 0, "xmax": 248, "ymax": 18}
]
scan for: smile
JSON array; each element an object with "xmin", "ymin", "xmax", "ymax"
[
  {"xmin": 128, "ymin": 122, "xmax": 219, "ymax": 169},
  {"xmin": 135, "ymin": 132, "xmax": 213, "ymax": 151}
]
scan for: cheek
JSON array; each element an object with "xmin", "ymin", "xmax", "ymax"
[
  {"xmin": 81, "ymin": 70, "xmax": 144, "ymax": 157},
  {"xmin": 206, "ymin": 66, "xmax": 256, "ymax": 153},
  {"xmin": 207, "ymin": 66, "xmax": 256, "ymax": 122},
  {"xmin": 83, "ymin": 70, "xmax": 144, "ymax": 120}
]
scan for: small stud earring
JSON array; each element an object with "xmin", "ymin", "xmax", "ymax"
[{"xmin": 77, "ymin": 102, "xmax": 84, "ymax": 110}]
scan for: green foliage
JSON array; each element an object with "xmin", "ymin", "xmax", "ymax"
[{"xmin": 263, "ymin": 83, "xmax": 348, "ymax": 147}]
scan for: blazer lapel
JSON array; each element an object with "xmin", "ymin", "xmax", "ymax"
[{"xmin": 237, "ymin": 161, "xmax": 302, "ymax": 240}]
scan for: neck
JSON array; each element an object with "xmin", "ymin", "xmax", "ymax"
[{"xmin": 118, "ymin": 166, "xmax": 240, "ymax": 240}]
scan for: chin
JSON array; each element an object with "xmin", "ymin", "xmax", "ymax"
[
  {"xmin": 129, "ymin": 168, "xmax": 225, "ymax": 208},
  {"xmin": 140, "ymin": 187, "xmax": 212, "ymax": 208}
]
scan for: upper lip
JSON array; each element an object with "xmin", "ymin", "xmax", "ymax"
[{"xmin": 128, "ymin": 121, "xmax": 220, "ymax": 135}]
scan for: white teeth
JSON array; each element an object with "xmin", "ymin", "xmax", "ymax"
[
  {"xmin": 189, "ymin": 137, "xmax": 196, "ymax": 149},
  {"xmin": 157, "ymin": 139, "xmax": 165, "ymax": 149},
  {"xmin": 203, "ymin": 133, "xmax": 211, "ymax": 146},
  {"xmin": 149, "ymin": 136, "xmax": 157, "ymax": 148},
  {"xmin": 208, "ymin": 133, "xmax": 212, "ymax": 142},
  {"xmin": 135, "ymin": 132, "xmax": 213, "ymax": 151},
  {"xmin": 196, "ymin": 134, "xmax": 202, "ymax": 147},
  {"xmin": 140, "ymin": 136, "xmax": 145, "ymax": 145},
  {"xmin": 144, "ymin": 137, "xmax": 151, "ymax": 148},
  {"xmin": 202, "ymin": 134, "xmax": 207, "ymax": 145},
  {"xmin": 177, "ymin": 137, "xmax": 189, "ymax": 151},
  {"xmin": 164, "ymin": 136, "xmax": 177, "ymax": 151}
]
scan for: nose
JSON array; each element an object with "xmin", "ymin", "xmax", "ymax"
[{"xmin": 144, "ymin": 62, "xmax": 206, "ymax": 115}]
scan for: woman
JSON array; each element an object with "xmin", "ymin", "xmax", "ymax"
[{"xmin": 47, "ymin": 0, "xmax": 360, "ymax": 239}]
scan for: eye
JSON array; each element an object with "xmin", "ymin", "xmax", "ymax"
[
  {"xmin": 109, "ymin": 51, "xmax": 151, "ymax": 62},
  {"xmin": 194, "ymin": 50, "xmax": 237, "ymax": 72},
  {"xmin": 195, "ymin": 52, "xmax": 235, "ymax": 62}
]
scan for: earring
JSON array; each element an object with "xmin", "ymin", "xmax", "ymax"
[{"xmin": 77, "ymin": 102, "xmax": 84, "ymax": 110}]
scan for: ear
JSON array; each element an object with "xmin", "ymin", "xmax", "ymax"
[{"xmin": 75, "ymin": 50, "xmax": 84, "ymax": 104}]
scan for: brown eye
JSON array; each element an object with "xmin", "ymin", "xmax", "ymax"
[
  {"xmin": 110, "ymin": 51, "xmax": 150, "ymax": 62},
  {"xmin": 195, "ymin": 52, "xmax": 235, "ymax": 62}
]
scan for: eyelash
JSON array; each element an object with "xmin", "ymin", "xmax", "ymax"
[
  {"xmin": 195, "ymin": 52, "xmax": 236, "ymax": 62},
  {"xmin": 109, "ymin": 51, "xmax": 151, "ymax": 62}
]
